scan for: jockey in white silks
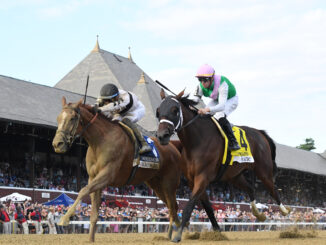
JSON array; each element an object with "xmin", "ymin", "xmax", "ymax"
[
  {"xmin": 94, "ymin": 83, "xmax": 151, "ymax": 154},
  {"xmin": 192, "ymin": 64, "xmax": 240, "ymax": 151}
]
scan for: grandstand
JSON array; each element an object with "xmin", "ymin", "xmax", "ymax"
[{"xmin": 0, "ymin": 39, "xmax": 326, "ymax": 209}]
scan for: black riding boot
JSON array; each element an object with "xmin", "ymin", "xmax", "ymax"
[
  {"xmin": 218, "ymin": 116, "xmax": 240, "ymax": 151},
  {"xmin": 122, "ymin": 118, "xmax": 152, "ymax": 154}
]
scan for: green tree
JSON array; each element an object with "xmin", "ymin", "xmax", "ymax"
[{"xmin": 296, "ymin": 138, "xmax": 316, "ymax": 151}]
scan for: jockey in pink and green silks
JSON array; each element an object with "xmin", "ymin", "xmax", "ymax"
[{"xmin": 192, "ymin": 64, "xmax": 240, "ymax": 151}]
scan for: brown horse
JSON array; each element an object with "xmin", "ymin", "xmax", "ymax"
[
  {"xmin": 52, "ymin": 97, "xmax": 181, "ymax": 242},
  {"xmin": 156, "ymin": 90, "xmax": 290, "ymax": 243}
]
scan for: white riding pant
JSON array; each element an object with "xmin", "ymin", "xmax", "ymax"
[{"xmin": 208, "ymin": 95, "xmax": 238, "ymax": 120}]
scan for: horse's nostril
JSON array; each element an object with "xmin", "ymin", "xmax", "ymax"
[{"xmin": 54, "ymin": 141, "xmax": 64, "ymax": 149}]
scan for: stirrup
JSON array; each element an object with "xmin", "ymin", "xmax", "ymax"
[{"xmin": 139, "ymin": 145, "xmax": 152, "ymax": 154}]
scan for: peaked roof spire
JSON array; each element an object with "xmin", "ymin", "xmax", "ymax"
[
  {"xmin": 92, "ymin": 35, "xmax": 101, "ymax": 53},
  {"xmin": 137, "ymin": 72, "xmax": 147, "ymax": 84},
  {"xmin": 128, "ymin": 46, "xmax": 133, "ymax": 62}
]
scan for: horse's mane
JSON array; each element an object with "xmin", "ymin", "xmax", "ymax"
[
  {"xmin": 178, "ymin": 95, "xmax": 211, "ymax": 120},
  {"xmin": 179, "ymin": 95, "xmax": 198, "ymax": 107},
  {"xmin": 179, "ymin": 95, "xmax": 198, "ymax": 112},
  {"xmin": 178, "ymin": 95, "xmax": 200, "ymax": 116},
  {"xmin": 79, "ymin": 104, "xmax": 116, "ymax": 122}
]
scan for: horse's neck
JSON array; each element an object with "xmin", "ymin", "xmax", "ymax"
[
  {"xmin": 80, "ymin": 109, "xmax": 118, "ymax": 147},
  {"xmin": 179, "ymin": 107, "xmax": 218, "ymax": 149}
]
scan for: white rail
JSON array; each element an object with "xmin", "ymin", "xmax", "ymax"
[{"xmin": 67, "ymin": 221, "xmax": 326, "ymax": 226}]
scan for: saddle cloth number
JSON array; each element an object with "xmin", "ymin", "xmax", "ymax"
[{"xmin": 231, "ymin": 127, "xmax": 254, "ymax": 164}]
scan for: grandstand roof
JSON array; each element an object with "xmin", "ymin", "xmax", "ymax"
[
  {"xmin": 0, "ymin": 74, "xmax": 95, "ymax": 128},
  {"xmin": 320, "ymin": 150, "xmax": 326, "ymax": 159},
  {"xmin": 54, "ymin": 40, "xmax": 161, "ymax": 131},
  {"xmin": 276, "ymin": 143, "xmax": 326, "ymax": 176}
]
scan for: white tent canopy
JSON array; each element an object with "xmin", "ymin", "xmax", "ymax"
[
  {"xmin": 313, "ymin": 208, "xmax": 325, "ymax": 213},
  {"xmin": 256, "ymin": 203, "xmax": 268, "ymax": 209},
  {"xmin": 0, "ymin": 192, "xmax": 32, "ymax": 202}
]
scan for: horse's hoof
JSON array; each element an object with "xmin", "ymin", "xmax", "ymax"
[
  {"xmin": 280, "ymin": 209, "xmax": 289, "ymax": 216},
  {"xmin": 258, "ymin": 214, "xmax": 267, "ymax": 222},
  {"xmin": 58, "ymin": 218, "xmax": 69, "ymax": 226},
  {"xmin": 171, "ymin": 237, "xmax": 181, "ymax": 243}
]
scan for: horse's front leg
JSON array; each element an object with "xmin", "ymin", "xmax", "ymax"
[
  {"xmin": 58, "ymin": 164, "xmax": 111, "ymax": 227},
  {"xmin": 172, "ymin": 175, "xmax": 208, "ymax": 243},
  {"xmin": 89, "ymin": 190, "xmax": 101, "ymax": 242},
  {"xmin": 200, "ymin": 192, "xmax": 220, "ymax": 231}
]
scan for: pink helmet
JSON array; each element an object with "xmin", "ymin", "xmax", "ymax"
[{"xmin": 196, "ymin": 64, "xmax": 215, "ymax": 77}]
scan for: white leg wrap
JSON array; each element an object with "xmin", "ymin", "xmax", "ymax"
[
  {"xmin": 250, "ymin": 200, "xmax": 256, "ymax": 207},
  {"xmin": 251, "ymin": 200, "xmax": 258, "ymax": 213},
  {"xmin": 280, "ymin": 203, "xmax": 289, "ymax": 214}
]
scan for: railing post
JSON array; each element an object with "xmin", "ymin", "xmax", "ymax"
[{"xmin": 138, "ymin": 217, "xmax": 143, "ymax": 233}]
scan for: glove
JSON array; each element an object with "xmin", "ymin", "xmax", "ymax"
[
  {"xmin": 96, "ymin": 98, "xmax": 104, "ymax": 107},
  {"xmin": 91, "ymin": 104, "xmax": 101, "ymax": 114},
  {"xmin": 112, "ymin": 113, "xmax": 122, "ymax": 121}
]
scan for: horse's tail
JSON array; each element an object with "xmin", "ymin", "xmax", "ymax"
[{"xmin": 259, "ymin": 130, "xmax": 278, "ymax": 180}]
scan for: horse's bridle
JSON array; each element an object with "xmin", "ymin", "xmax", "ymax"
[
  {"xmin": 56, "ymin": 107, "xmax": 98, "ymax": 148},
  {"xmin": 159, "ymin": 97, "xmax": 200, "ymax": 134}
]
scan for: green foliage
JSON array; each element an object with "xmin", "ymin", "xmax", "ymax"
[{"xmin": 296, "ymin": 138, "xmax": 316, "ymax": 151}]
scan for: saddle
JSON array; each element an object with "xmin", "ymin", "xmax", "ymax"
[
  {"xmin": 118, "ymin": 122, "xmax": 160, "ymax": 169},
  {"xmin": 210, "ymin": 117, "xmax": 254, "ymax": 166}
]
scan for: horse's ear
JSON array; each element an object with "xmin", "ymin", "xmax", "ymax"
[
  {"xmin": 61, "ymin": 96, "xmax": 67, "ymax": 107},
  {"xmin": 160, "ymin": 88, "xmax": 166, "ymax": 100},
  {"xmin": 176, "ymin": 89, "xmax": 185, "ymax": 99},
  {"xmin": 76, "ymin": 98, "xmax": 83, "ymax": 107}
]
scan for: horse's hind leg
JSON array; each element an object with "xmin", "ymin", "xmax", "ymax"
[
  {"xmin": 230, "ymin": 173, "xmax": 266, "ymax": 221},
  {"xmin": 254, "ymin": 163, "xmax": 290, "ymax": 216},
  {"xmin": 89, "ymin": 190, "xmax": 101, "ymax": 242},
  {"xmin": 200, "ymin": 192, "xmax": 220, "ymax": 231}
]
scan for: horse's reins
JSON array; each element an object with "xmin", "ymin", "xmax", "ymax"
[
  {"xmin": 74, "ymin": 107, "xmax": 99, "ymax": 140},
  {"xmin": 159, "ymin": 98, "xmax": 200, "ymax": 133}
]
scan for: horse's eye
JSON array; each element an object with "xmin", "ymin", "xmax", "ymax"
[{"xmin": 172, "ymin": 107, "xmax": 179, "ymax": 116}]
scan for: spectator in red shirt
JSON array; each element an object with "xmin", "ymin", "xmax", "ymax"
[
  {"xmin": 29, "ymin": 206, "xmax": 43, "ymax": 234},
  {"xmin": 0, "ymin": 204, "xmax": 11, "ymax": 234},
  {"xmin": 14, "ymin": 206, "xmax": 28, "ymax": 234}
]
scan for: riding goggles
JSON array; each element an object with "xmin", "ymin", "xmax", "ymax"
[{"xmin": 198, "ymin": 77, "xmax": 211, "ymax": 83}]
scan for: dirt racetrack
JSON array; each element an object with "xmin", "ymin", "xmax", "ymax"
[{"xmin": 0, "ymin": 231, "xmax": 326, "ymax": 245}]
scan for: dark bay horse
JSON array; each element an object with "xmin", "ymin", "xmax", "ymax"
[
  {"xmin": 52, "ymin": 97, "xmax": 181, "ymax": 242},
  {"xmin": 156, "ymin": 90, "xmax": 290, "ymax": 243}
]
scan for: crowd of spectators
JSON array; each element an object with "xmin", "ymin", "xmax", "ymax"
[
  {"xmin": 0, "ymin": 199, "xmax": 325, "ymax": 235},
  {"xmin": 0, "ymin": 161, "xmax": 82, "ymax": 192},
  {"xmin": 1, "ymin": 161, "xmax": 325, "ymax": 208}
]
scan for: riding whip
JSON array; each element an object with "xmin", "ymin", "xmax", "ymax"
[
  {"xmin": 155, "ymin": 79, "xmax": 199, "ymax": 112},
  {"xmin": 83, "ymin": 74, "xmax": 90, "ymax": 104},
  {"xmin": 155, "ymin": 80, "xmax": 177, "ymax": 96}
]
